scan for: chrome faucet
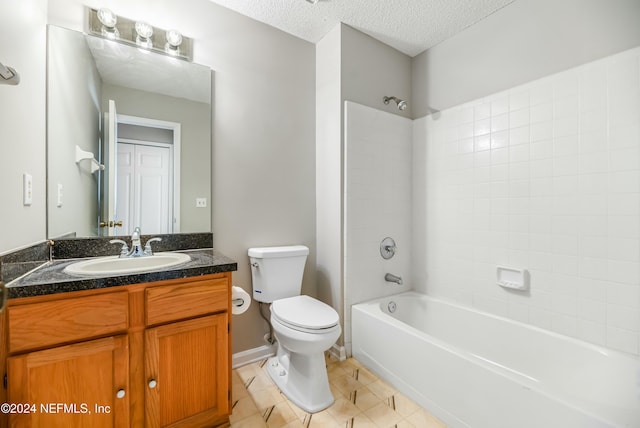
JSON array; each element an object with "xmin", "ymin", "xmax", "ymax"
[
  {"xmin": 128, "ymin": 227, "xmax": 145, "ymax": 257},
  {"xmin": 109, "ymin": 239, "xmax": 129, "ymax": 257},
  {"xmin": 144, "ymin": 237, "xmax": 162, "ymax": 256},
  {"xmin": 110, "ymin": 227, "xmax": 162, "ymax": 258},
  {"xmin": 385, "ymin": 273, "xmax": 403, "ymax": 285}
]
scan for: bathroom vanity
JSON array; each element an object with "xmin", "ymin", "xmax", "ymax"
[{"xmin": 0, "ymin": 236, "xmax": 237, "ymax": 428}]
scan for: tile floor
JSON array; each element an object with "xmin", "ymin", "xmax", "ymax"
[{"xmin": 230, "ymin": 354, "xmax": 446, "ymax": 427}]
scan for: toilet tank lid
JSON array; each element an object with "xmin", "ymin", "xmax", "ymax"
[{"xmin": 248, "ymin": 245, "xmax": 309, "ymax": 258}]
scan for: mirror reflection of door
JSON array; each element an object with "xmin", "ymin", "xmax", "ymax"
[
  {"xmin": 103, "ymin": 99, "xmax": 181, "ymax": 236},
  {"xmin": 103, "ymin": 99, "xmax": 119, "ymax": 236},
  {"xmin": 117, "ymin": 142, "xmax": 172, "ymax": 235}
]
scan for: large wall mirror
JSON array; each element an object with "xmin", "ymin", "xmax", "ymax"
[{"xmin": 46, "ymin": 25, "xmax": 212, "ymax": 239}]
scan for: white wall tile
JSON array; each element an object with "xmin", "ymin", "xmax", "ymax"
[
  {"xmin": 554, "ymin": 156, "xmax": 579, "ymax": 176},
  {"xmin": 609, "ymin": 124, "xmax": 640, "ymax": 150},
  {"xmin": 607, "ymin": 238, "xmax": 640, "ymax": 262},
  {"xmin": 607, "ymin": 304, "xmax": 640, "ymax": 332},
  {"xmin": 491, "ymin": 96, "xmax": 509, "ymax": 116},
  {"xmin": 491, "ymin": 114, "xmax": 509, "ymax": 133},
  {"xmin": 577, "ymin": 298, "xmax": 606, "ymax": 323},
  {"xmin": 509, "ymin": 126, "xmax": 530, "ymax": 145},
  {"xmin": 531, "ymin": 140, "xmax": 553, "ymax": 160},
  {"xmin": 475, "ymin": 103, "xmax": 491, "ymax": 121},
  {"xmin": 531, "ymin": 103, "xmax": 553, "ymax": 123},
  {"xmin": 531, "ymin": 121, "xmax": 553, "ymax": 142},
  {"xmin": 551, "ymin": 313, "xmax": 578, "ymax": 337},
  {"xmin": 552, "ymin": 293, "xmax": 578, "ymax": 316},
  {"xmin": 607, "ymin": 282, "xmax": 640, "ymax": 308},
  {"xmin": 606, "ymin": 326, "xmax": 639, "ymax": 354},
  {"xmin": 474, "ymin": 118, "xmax": 491, "ymax": 136},
  {"xmin": 577, "ymin": 319, "xmax": 606, "ymax": 347},
  {"xmin": 509, "ymin": 90, "xmax": 529, "ymax": 111},
  {"xmin": 414, "ymin": 47, "xmax": 640, "ymax": 355},
  {"xmin": 577, "ymin": 278, "xmax": 608, "ymax": 301},
  {"xmin": 610, "ymin": 148, "xmax": 640, "ymax": 171}
]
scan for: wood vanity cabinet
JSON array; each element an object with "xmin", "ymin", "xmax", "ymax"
[
  {"xmin": 7, "ymin": 335, "xmax": 130, "ymax": 428},
  {"xmin": 0, "ymin": 272, "xmax": 232, "ymax": 428}
]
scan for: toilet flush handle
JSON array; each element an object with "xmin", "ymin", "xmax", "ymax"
[{"xmin": 250, "ymin": 262, "xmax": 259, "ymax": 268}]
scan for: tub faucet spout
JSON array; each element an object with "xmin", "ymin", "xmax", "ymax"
[{"xmin": 385, "ymin": 273, "xmax": 403, "ymax": 285}]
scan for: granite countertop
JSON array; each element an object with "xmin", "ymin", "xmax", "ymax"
[{"xmin": 6, "ymin": 248, "xmax": 237, "ymax": 299}]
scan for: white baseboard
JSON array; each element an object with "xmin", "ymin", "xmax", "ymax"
[
  {"xmin": 232, "ymin": 343, "xmax": 276, "ymax": 369},
  {"xmin": 329, "ymin": 343, "xmax": 347, "ymax": 361}
]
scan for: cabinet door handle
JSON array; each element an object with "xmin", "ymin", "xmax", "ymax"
[
  {"xmin": 148, "ymin": 379, "xmax": 157, "ymax": 389},
  {"xmin": 116, "ymin": 389, "xmax": 126, "ymax": 399}
]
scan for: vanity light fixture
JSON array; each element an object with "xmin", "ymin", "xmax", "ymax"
[{"xmin": 87, "ymin": 7, "xmax": 193, "ymax": 61}]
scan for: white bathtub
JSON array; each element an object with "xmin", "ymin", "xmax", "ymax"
[{"xmin": 352, "ymin": 292, "xmax": 640, "ymax": 428}]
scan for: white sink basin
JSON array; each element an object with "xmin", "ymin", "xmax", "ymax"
[{"xmin": 64, "ymin": 252, "xmax": 191, "ymax": 277}]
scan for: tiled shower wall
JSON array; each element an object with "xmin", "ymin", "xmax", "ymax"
[
  {"xmin": 344, "ymin": 101, "xmax": 412, "ymax": 351},
  {"xmin": 412, "ymin": 47, "xmax": 640, "ymax": 355}
]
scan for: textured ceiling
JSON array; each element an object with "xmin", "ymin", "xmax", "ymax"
[
  {"xmin": 87, "ymin": 36, "xmax": 211, "ymax": 104},
  {"xmin": 207, "ymin": 0, "xmax": 516, "ymax": 57}
]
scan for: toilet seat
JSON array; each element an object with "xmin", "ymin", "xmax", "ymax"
[{"xmin": 271, "ymin": 295, "xmax": 339, "ymax": 333}]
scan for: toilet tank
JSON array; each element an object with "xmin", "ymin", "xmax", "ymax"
[{"xmin": 248, "ymin": 245, "xmax": 309, "ymax": 303}]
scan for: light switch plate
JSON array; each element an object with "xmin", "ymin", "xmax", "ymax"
[
  {"xmin": 196, "ymin": 198, "xmax": 207, "ymax": 208},
  {"xmin": 23, "ymin": 173, "xmax": 33, "ymax": 206},
  {"xmin": 57, "ymin": 183, "xmax": 63, "ymax": 207}
]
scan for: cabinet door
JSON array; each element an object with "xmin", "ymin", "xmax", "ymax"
[
  {"xmin": 7, "ymin": 335, "xmax": 129, "ymax": 428},
  {"xmin": 145, "ymin": 314, "xmax": 229, "ymax": 428}
]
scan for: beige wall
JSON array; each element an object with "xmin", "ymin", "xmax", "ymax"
[
  {"xmin": 342, "ymin": 25, "xmax": 412, "ymax": 118},
  {"xmin": 315, "ymin": 25, "xmax": 343, "ymax": 331},
  {"xmin": 0, "ymin": 0, "xmax": 47, "ymax": 254},
  {"xmin": 412, "ymin": 0, "xmax": 640, "ymax": 116}
]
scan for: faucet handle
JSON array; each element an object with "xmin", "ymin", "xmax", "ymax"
[
  {"xmin": 109, "ymin": 239, "xmax": 129, "ymax": 257},
  {"xmin": 144, "ymin": 237, "xmax": 162, "ymax": 255}
]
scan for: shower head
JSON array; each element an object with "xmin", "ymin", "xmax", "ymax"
[{"xmin": 383, "ymin": 96, "xmax": 407, "ymax": 111}]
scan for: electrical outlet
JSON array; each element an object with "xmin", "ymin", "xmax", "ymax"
[
  {"xmin": 23, "ymin": 173, "xmax": 33, "ymax": 206},
  {"xmin": 196, "ymin": 198, "xmax": 207, "ymax": 208}
]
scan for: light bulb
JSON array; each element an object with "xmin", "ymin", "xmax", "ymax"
[
  {"xmin": 135, "ymin": 21, "xmax": 153, "ymax": 39},
  {"xmin": 97, "ymin": 8, "xmax": 117, "ymax": 28},
  {"xmin": 165, "ymin": 30, "xmax": 183, "ymax": 56},
  {"xmin": 165, "ymin": 30, "xmax": 183, "ymax": 47},
  {"xmin": 135, "ymin": 21, "xmax": 153, "ymax": 48}
]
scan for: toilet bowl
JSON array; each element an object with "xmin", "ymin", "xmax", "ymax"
[
  {"xmin": 266, "ymin": 295, "xmax": 341, "ymax": 413},
  {"xmin": 248, "ymin": 245, "xmax": 341, "ymax": 413}
]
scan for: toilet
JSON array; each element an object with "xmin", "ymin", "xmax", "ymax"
[{"xmin": 248, "ymin": 245, "xmax": 341, "ymax": 413}]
